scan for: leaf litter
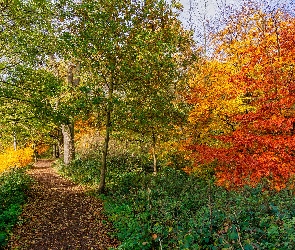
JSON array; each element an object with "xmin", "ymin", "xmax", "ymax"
[{"xmin": 5, "ymin": 160, "xmax": 119, "ymax": 250}]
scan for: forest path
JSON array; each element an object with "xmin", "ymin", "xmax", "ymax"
[{"xmin": 6, "ymin": 160, "xmax": 119, "ymax": 250}]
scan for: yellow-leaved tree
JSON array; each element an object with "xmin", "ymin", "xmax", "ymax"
[{"xmin": 0, "ymin": 147, "xmax": 33, "ymax": 174}]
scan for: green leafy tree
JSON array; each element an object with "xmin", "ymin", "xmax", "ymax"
[
  {"xmin": 59, "ymin": 0, "xmax": 193, "ymax": 191},
  {"xmin": 117, "ymin": 3, "xmax": 193, "ymax": 173},
  {"xmin": 0, "ymin": 0, "xmax": 56, "ymax": 149}
]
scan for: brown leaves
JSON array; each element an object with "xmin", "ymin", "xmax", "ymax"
[{"xmin": 5, "ymin": 160, "xmax": 119, "ymax": 250}]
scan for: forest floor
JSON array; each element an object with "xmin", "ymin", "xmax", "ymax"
[{"xmin": 5, "ymin": 160, "xmax": 119, "ymax": 250}]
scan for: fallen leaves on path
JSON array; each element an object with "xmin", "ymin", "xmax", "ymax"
[{"xmin": 5, "ymin": 160, "xmax": 119, "ymax": 250}]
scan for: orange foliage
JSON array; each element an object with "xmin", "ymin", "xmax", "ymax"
[
  {"xmin": 36, "ymin": 144, "xmax": 50, "ymax": 155},
  {"xmin": 75, "ymin": 117, "xmax": 97, "ymax": 142},
  {"xmin": 0, "ymin": 147, "xmax": 34, "ymax": 174},
  {"xmin": 185, "ymin": 8, "xmax": 295, "ymax": 190}
]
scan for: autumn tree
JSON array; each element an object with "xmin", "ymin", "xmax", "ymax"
[{"xmin": 185, "ymin": 4, "xmax": 295, "ymax": 190}]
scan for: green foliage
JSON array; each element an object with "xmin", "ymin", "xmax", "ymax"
[
  {"xmin": 58, "ymin": 154, "xmax": 295, "ymax": 249},
  {"xmin": 0, "ymin": 168, "xmax": 32, "ymax": 247},
  {"xmin": 56, "ymin": 158, "xmax": 101, "ymax": 185},
  {"xmin": 104, "ymin": 171, "xmax": 295, "ymax": 249},
  {"xmin": 56, "ymin": 153, "xmax": 152, "ymax": 186}
]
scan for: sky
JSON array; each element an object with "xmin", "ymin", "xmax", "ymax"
[
  {"xmin": 178, "ymin": 0, "xmax": 238, "ymax": 28},
  {"xmin": 175, "ymin": 0, "xmax": 294, "ymax": 44},
  {"xmin": 178, "ymin": 0, "xmax": 294, "ymax": 29}
]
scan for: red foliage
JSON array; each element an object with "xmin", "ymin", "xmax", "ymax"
[{"xmin": 186, "ymin": 13, "xmax": 295, "ymax": 190}]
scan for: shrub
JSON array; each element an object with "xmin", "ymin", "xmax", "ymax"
[
  {"xmin": 0, "ymin": 168, "xmax": 32, "ymax": 247},
  {"xmin": 0, "ymin": 147, "xmax": 34, "ymax": 174},
  {"xmin": 104, "ymin": 170, "xmax": 295, "ymax": 249},
  {"xmin": 58, "ymin": 153, "xmax": 295, "ymax": 249},
  {"xmin": 56, "ymin": 158, "xmax": 101, "ymax": 185}
]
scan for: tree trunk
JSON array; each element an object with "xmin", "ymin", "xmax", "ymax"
[
  {"xmin": 62, "ymin": 122, "xmax": 75, "ymax": 165},
  {"xmin": 52, "ymin": 144, "xmax": 56, "ymax": 158},
  {"xmin": 33, "ymin": 143, "xmax": 37, "ymax": 162},
  {"xmin": 59, "ymin": 62, "xmax": 80, "ymax": 165},
  {"xmin": 58, "ymin": 139, "xmax": 62, "ymax": 158},
  {"xmin": 98, "ymin": 81, "xmax": 113, "ymax": 193},
  {"xmin": 52, "ymin": 144, "xmax": 60, "ymax": 158},
  {"xmin": 58, "ymin": 128, "xmax": 63, "ymax": 158},
  {"xmin": 152, "ymin": 131, "xmax": 157, "ymax": 174},
  {"xmin": 13, "ymin": 132, "xmax": 17, "ymax": 151}
]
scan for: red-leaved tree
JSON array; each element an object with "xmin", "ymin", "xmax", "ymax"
[{"xmin": 185, "ymin": 6, "xmax": 295, "ymax": 190}]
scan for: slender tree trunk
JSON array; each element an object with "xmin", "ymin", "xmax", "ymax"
[
  {"xmin": 62, "ymin": 122, "xmax": 75, "ymax": 165},
  {"xmin": 152, "ymin": 131, "xmax": 157, "ymax": 174},
  {"xmin": 58, "ymin": 128, "xmax": 63, "ymax": 158},
  {"xmin": 13, "ymin": 132, "xmax": 17, "ymax": 151},
  {"xmin": 98, "ymin": 81, "xmax": 114, "ymax": 193},
  {"xmin": 52, "ymin": 144, "xmax": 60, "ymax": 158},
  {"xmin": 33, "ymin": 143, "xmax": 37, "ymax": 162},
  {"xmin": 98, "ymin": 111, "xmax": 111, "ymax": 193},
  {"xmin": 53, "ymin": 129, "xmax": 62, "ymax": 159},
  {"xmin": 59, "ymin": 63, "xmax": 80, "ymax": 165},
  {"xmin": 52, "ymin": 144, "xmax": 56, "ymax": 158},
  {"xmin": 57, "ymin": 140, "xmax": 62, "ymax": 158}
]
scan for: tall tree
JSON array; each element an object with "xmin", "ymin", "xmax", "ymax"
[
  {"xmin": 0, "ymin": 0, "xmax": 89, "ymax": 164},
  {"xmin": 118, "ymin": 8, "xmax": 193, "ymax": 173},
  {"xmin": 0, "ymin": 0, "xmax": 61, "ymax": 150},
  {"xmin": 185, "ymin": 4, "xmax": 295, "ymax": 190},
  {"xmin": 60, "ymin": 0, "xmax": 193, "ymax": 191}
]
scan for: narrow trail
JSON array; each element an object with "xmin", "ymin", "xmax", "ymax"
[{"xmin": 6, "ymin": 160, "xmax": 119, "ymax": 250}]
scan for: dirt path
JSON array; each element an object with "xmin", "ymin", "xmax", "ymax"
[{"xmin": 6, "ymin": 160, "xmax": 119, "ymax": 250}]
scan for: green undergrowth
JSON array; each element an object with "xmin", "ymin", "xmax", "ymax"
[
  {"xmin": 57, "ymin": 155, "xmax": 295, "ymax": 249},
  {"xmin": 0, "ymin": 168, "xmax": 32, "ymax": 248}
]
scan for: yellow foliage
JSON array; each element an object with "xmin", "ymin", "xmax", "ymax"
[
  {"xmin": 187, "ymin": 58, "xmax": 253, "ymax": 144},
  {"xmin": 0, "ymin": 147, "xmax": 34, "ymax": 174}
]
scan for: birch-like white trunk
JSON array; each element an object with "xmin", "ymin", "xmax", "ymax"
[{"xmin": 62, "ymin": 123, "xmax": 75, "ymax": 165}]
